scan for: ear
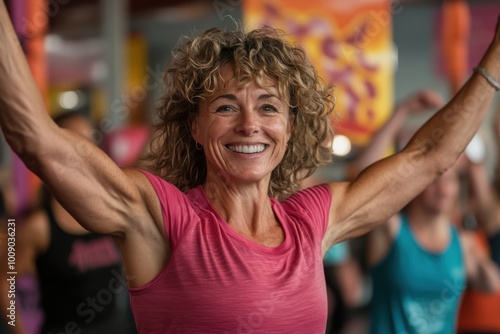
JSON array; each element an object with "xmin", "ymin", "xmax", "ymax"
[{"xmin": 190, "ymin": 113, "xmax": 201, "ymax": 144}]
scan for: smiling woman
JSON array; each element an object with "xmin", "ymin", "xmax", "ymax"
[
  {"xmin": 1, "ymin": 1, "xmax": 500, "ymax": 332},
  {"xmin": 193, "ymin": 69, "xmax": 292, "ymax": 183},
  {"xmin": 148, "ymin": 26, "xmax": 335, "ymax": 199}
]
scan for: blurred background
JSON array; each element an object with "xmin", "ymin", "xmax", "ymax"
[
  {"xmin": 2, "ymin": 0, "xmax": 499, "ymax": 213},
  {"xmin": 0, "ymin": 0, "xmax": 499, "ymax": 333}
]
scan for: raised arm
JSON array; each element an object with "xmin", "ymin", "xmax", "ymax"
[
  {"xmin": 0, "ymin": 3, "xmax": 167, "ymax": 286},
  {"xmin": 344, "ymin": 90, "xmax": 443, "ymax": 263},
  {"xmin": 325, "ymin": 18, "xmax": 500, "ymax": 245},
  {"xmin": 0, "ymin": 2, "xmax": 148, "ymax": 235}
]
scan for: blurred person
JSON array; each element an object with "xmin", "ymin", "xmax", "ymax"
[
  {"xmin": 302, "ymin": 175, "xmax": 367, "ymax": 334},
  {"xmin": 457, "ymin": 103, "xmax": 500, "ymax": 334},
  {"xmin": 490, "ymin": 101, "xmax": 500, "ymax": 268},
  {"xmin": 1, "ymin": 2, "xmax": 500, "ymax": 331},
  {"xmin": 349, "ymin": 90, "xmax": 500, "ymax": 334},
  {"xmin": 323, "ymin": 241, "xmax": 367, "ymax": 334},
  {"xmin": 0, "ymin": 111, "xmax": 137, "ymax": 334}
]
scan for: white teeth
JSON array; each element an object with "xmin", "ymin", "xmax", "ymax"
[{"xmin": 227, "ymin": 144, "xmax": 266, "ymax": 154}]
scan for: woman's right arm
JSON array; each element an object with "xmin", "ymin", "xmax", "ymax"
[
  {"xmin": 0, "ymin": 2, "xmax": 154, "ymax": 237},
  {"xmin": 1, "ymin": 2, "xmax": 173, "ymax": 288}
]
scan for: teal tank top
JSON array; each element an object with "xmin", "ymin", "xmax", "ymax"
[{"xmin": 370, "ymin": 214, "xmax": 466, "ymax": 334}]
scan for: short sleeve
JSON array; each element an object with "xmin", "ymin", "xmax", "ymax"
[
  {"xmin": 281, "ymin": 184, "xmax": 332, "ymax": 239},
  {"xmin": 137, "ymin": 169, "xmax": 197, "ymax": 250}
]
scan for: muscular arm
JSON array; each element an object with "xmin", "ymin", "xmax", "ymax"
[
  {"xmin": 0, "ymin": 2, "xmax": 150, "ymax": 236},
  {"xmin": 345, "ymin": 90, "xmax": 442, "ymax": 261},
  {"xmin": 0, "ymin": 3, "xmax": 167, "ymax": 287},
  {"xmin": 325, "ymin": 21, "xmax": 500, "ymax": 246}
]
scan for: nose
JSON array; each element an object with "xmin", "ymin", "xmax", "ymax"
[{"xmin": 235, "ymin": 108, "xmax": 259, "ymax": 136}]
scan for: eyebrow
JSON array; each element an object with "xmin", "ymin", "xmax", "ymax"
[
  {"xmin": 210, "ymin": 94, "xmax": 238, "ymax": 104},
  {"xmin": 257, "ymin": 94, "xmax": 280, "ymax": 101},
  {"xmin": 210, "ymin": 93, "xmax": 280, "ymax": 104}
]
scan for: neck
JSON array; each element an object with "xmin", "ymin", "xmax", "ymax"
[
  {"xmin": 203, "ymin": 170, "xmax": 275, "ymax": 236},
  {"xmin": 405, "ymin": 203, "xmax": 450, "ymax": 231},
  {"xmin": 404, "ymin": 202, "xmax": 453, "ymax": 253}
]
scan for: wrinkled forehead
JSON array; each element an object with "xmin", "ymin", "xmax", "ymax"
[{"xmin": 211, "ymin": 62, "xmax": 290, "ymax": 101}]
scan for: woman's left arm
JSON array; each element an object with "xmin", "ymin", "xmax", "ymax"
[{"xmin": 323, "ymin": 17, "xmax": 500, "ymax": 247}]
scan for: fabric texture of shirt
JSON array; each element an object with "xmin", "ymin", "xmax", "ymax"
[
  {"xmin": 129, "ymin": 170, "xmax": 332, "ymax": 334},
  {"xmin": 370, "ymin": 214, "xmax": 466, "ymax": 334}
]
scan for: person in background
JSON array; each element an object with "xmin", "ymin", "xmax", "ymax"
[
  {"xmin": 301, "ymin": 174, "xmax": 367, "ymax": 334},
  {"xmin": 457, "ymin": 100, "xmax": 500, "ymax": 334},
  {"xmin": 490, "ymin": 99, "xmax": 500, "ymax": 267},
  {"xmin": 1, "ymin": 1, "xmax": 500, "ymax": 330},
  {"xmin": 323, "ymin": 241, "xmax": 368, "ymax": 334},
  {"xmin": 350, "ymin": 89, "xmax": 500, "ymax": 334},
  {"xmin": 0, "ymin": 111, "xmax": 137, "ymax": 334}
]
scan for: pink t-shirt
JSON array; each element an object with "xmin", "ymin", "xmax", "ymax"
[{"xmin": 130, "ymin": 170, "xmax": 332, "ymax": 333}]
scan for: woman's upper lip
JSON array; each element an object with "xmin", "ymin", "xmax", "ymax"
[{"xmin": 225, "ymin": 142, "xmax": 269, "ymax": 146}]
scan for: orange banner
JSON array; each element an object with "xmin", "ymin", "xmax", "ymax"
[{"xmin": 244, "ymin": 0, "xmax": 394, "ymax": 145}]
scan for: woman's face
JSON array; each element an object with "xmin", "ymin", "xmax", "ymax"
[{"xmin": 191, "ymin": 64, "xmax": 293, "ymax": 186}]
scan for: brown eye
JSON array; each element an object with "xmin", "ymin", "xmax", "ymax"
[
  {"xmin": 216, "ymin": 105, "xmax": 234, "ymax": 113},
  {"xmin": 262, "ymin": 104, "xmax": 278, "ymax": 112}
]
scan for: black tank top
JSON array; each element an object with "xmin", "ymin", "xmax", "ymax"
[{"xmin": 35, "ymin": 204, "xmax": 136, "ymax": 333}]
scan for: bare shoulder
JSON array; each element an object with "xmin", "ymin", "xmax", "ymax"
[
  {"xmin": 324, "ymin": 181, "xmax": 350, "ymax": 219},
  {"xmin": 123, "ymin": 168, "xmax": 161, "ymax": 198},
  {"xmin": 121, "ymin": 168, "xmax": 165, "ymax": 238},
  {"xmin": 114, "ymin": 168, "xmax": 171, "ymax": 288}
]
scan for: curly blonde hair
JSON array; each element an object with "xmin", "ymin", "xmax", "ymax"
[{"xmin": 147, "ymin": 26, "xmax": 335, "ymax": 199}]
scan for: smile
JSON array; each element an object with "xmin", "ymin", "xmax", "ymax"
[{"xmin": 226, "ymin": 144, "xmax": 267, "ymax": 154}]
